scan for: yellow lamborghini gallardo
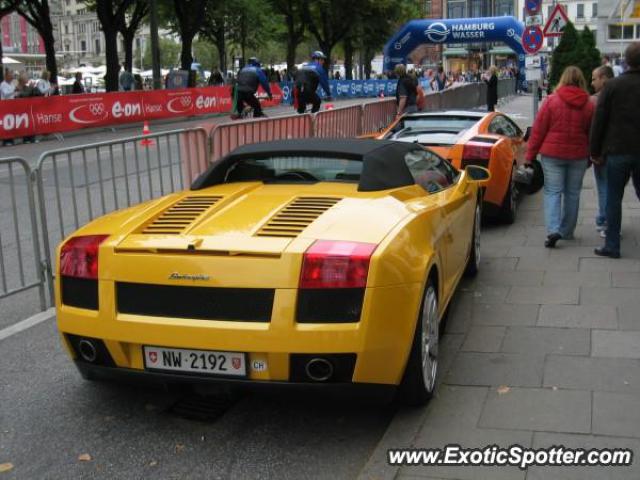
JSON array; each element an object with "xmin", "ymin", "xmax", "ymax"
[{"xmin": 56, "ymin": 138, "xmax": 489, "ymax": 405}]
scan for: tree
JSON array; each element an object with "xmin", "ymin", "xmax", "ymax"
[
  {"xmin": 302, "ymin": 0, "xmax": 357, "ymax": 69},
  {"xmin": 142, "ymin": 36, "xmax": 180, "ymax": 69},
  {"xmin": 172, "ymin": 0, "xmax": 207, "ymax": 83},
  {"xmin": 199, "ymin": 0, "xmax": 229, "ymax": 73},
  {"xmin": 15, "ymin": 0, "xmax": 58, "ymax": 81},
  {"xmin": 549, "ymin": 21, "xmax": 581, "ymax": 89},
  {"xmin": 577, "ymin": 26, "xmax": 601, "ymax": 89},
  {"xmin": 270, "ymin": 0, "xmax": 305, "ymax": 73},
  {"xmin": 117, "ymin": 0, "xmax": 149, "ymax": 72},
  {"xmin": 93, "ymin": 0, "xmax": 132, "ymax": 91}
]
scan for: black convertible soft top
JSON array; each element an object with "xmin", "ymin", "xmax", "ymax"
[{"xmin": 190, "ymin": 138, "xmax": 421, "ymax": 192}]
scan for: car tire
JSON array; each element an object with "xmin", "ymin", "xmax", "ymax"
[
  {"xmin": 398, "ymin": 280, "xmax": 439, "ymax": 406},
  {"xmin": 464, "ymin": 202, "xmax": 481, "ymax": 278},
  {"xmin": 500, "ymin": 163, "xmax": 518, "ymax": 224}
]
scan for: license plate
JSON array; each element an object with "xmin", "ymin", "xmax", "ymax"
[{"xmin": 143, "ymin": 346, "xmax": 247, "ymax": 377}]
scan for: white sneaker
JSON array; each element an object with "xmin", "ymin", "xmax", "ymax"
[{"xmin": 600, "ymin": 230, "xmax": 606, "ymax": 238}]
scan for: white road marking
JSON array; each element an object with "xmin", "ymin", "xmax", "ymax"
[{"xmin": 0, "ymin": 308, "xmax": 55, "ymax": 342}]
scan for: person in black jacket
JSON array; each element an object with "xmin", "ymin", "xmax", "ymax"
[
  {"xmin": 590, "ymin": 42, "xmax": 640, "ymax": 258},
  {"xmin": 72, "ymin": 72, "xmax": 84, "ymax": 94},
  {"xmin": 484, "ymin": 66, "xmax": 498, "ymax": 112}
]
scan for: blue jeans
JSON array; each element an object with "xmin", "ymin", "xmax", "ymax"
[
  {"xmin": 593, "ymin": 164, "xmax": 607, "ymax": 227},
  {"xmin": 605, "ymin": 154, "xmax": 640, "ymax": 253},
  {"xmin": 541, "ymin": 156, "xmax": 588, "ymax": 237}
]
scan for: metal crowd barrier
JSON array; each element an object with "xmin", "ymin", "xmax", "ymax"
[
  {"xmin": 0, "ymin": 157, "xmax": 46, "ymax": 310},
  {"xmin": 361, "ymin": 99, "xmax": 397, "ymax": 134},
  {"xmin": 314, "ymin": 104, "xmax": 364, "ymax": 139},
  {"xmin": 34, "ymin": 127, "xmax": 208, "ymax": 301},
  {"xmin": 210, "ymin": 114, "xmax": 313, "ymax": 162}
]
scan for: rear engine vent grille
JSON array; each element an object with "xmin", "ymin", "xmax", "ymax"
[
  {"xmin": 470, "ymin": 136, "xmax": 498, "ymax": 144},
  {"xmin": 142, "ymin": 196, "xmax": 222, "ymax": 235},
  {"xmin": 256, "ymin": 197, "xmax": 342, "ymax": 238}
]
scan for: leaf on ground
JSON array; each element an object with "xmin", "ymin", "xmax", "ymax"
[
  {"xmin": 149, "ymin": 460, "xmax": 158, "ymax": 467},
  {"xmin": 78, "ymin": 453, "xmax": 92, "ymax": 462},
  {"xmin": 0, "ymin": 463, "xmax": 14, "ymax": 473},
  {"xmin": 175, "ymin": 444, "xmax": 185, "ymax": 454},
  {"xmin": 497, "ymin": 385, "xmax": 511, "ymax": 395}
]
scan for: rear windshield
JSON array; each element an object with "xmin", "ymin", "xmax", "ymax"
[
  {"xmin": 388, "ymin": 115, "xmax": 479, "ymax": 136},
  {"xmin": 223, "ymin": 156, "xmax": 363, "ymax": 183}
]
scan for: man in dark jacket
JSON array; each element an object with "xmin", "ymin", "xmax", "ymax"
[
  {"xmin": 293, "ymin": 51, "xmax": 332, "ymax": 114},
  {"xmin": 234, "ymin": 57, "xmax": 272, "ymax": 118},
  {"xmin": 591, "ymin": 42, "xmax": 640, "ymax": 258}
]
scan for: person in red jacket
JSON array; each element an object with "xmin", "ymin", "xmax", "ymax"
[{"xmin": 526, "ymin": 66, "xmax": 595, "ymax": 248}]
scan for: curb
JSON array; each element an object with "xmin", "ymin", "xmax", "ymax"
[{"xmin": 357, "ymin": 405, "xmax": 431, "ymax": 480}]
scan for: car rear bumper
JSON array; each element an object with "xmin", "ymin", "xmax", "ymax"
[{"xmin": 74, "ymin": 361, "xmax": 397, "ymax": 402}]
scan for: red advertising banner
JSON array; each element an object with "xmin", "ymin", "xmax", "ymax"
[{"xmin": 0, "ymin": 84, "xmax": 283, "ymax": 139}]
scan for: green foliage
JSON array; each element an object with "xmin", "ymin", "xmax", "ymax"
[
  {"xmin": 192, "ymin": 39, "xmax": 218, "ymax": 70},
  {"xmin": 549, "ymin": 21, "xmax": 599, "ymax": 90},
  {"xmin": 142, "ymin": 37, "xmax": 180, "ymax": 69},
  {"xmin": 578, "ymin": 27, "xmax": 601, "ymax": 89}
]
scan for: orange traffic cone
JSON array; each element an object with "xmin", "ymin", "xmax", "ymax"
[{"xmin": 139, "ymin": 121, "xmax": 155, "ymax": 147}]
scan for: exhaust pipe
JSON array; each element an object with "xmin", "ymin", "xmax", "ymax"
[
  {"xmin": 78, "ymin": 339, "xmax": 98, "ymax": 363},
  {"xmin": 305, "ymin": 358, "xmax": 334, "ymax": 382}
]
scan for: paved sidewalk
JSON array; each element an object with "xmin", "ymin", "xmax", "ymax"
[{"xmin": 361, "ymin": 94, "xmax": 640, "ymax": 480}]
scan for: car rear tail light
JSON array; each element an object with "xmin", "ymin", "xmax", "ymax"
[
  {"xmin": 300, "ymin": 241, "xmax": 376, "ymax": 289},
  {"xmin": 462, "ymin": 143, "xmax": 492, "ymax": 168},
  {"xmin": 60, "ymin": 235, "xmax": 109, "ymax": 279}
]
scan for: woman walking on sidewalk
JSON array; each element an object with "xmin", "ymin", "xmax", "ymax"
[{"xmin": 525, "ymin": 66, "xmax": 595, "ymax": 248}]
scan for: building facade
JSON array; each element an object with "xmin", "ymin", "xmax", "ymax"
[
  {"xmin": 595, "ymin": 0, "xmax": 640, "ymax": 57},
  {"xmin": 540, "ymin": 0, "xmax": 598, "ymax": 50},
  {"xmin": 57, "ymin": 0, "xmax": 153, "ymax": 70},
  {"xmin": 443, "ymin": 0, "xmax": 517, "ymax": 72}
]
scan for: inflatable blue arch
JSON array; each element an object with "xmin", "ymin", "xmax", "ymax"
[{"xmin": 383, "ymin": 16, "xmax": 527, "ymax": 88}]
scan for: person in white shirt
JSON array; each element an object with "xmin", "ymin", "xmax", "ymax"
[
  {"xmin": 35, "ymin": 70, "xmax": 52, "ymax": 96},
  {"xmin": 0, "ymin": 69, "xmax": 16, "ymax": 100}
]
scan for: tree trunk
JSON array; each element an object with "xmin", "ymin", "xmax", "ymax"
[
  {"xmin": 285, "ymin": 17, "xmax": 296, "ymax": 73},
  {"xmin": 123, "ymin": 30, "xmax": 135, "ymax": 72},
  {"xmin": 180, "ymin": 34, "xmax": 193, "ymax": 72},
  {"xmin": 43, "ymin": 29, "xmax": 58, "ymax": 82},
  {"xmin": 320, "ymin": 40, "xmax": 332, "ymax": 72},
  {"xmin": 0, "ymin": 27, "xmax": 4, "ymax": 83},
  {"xmin": 343, "ymin": 38, "xmax": 353, "ymax": 80},
  {"xmin": 214, "ymin": 31, "xmax": 226, "ymax": 73},
  {"xmin": 103, "ymin": 27, "xmax": 120, "ymax": 91},
  {"xmin": 364, "ymin": 47, "xmax": 374, "ymax": 79}
]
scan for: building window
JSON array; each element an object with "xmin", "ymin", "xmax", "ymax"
[
  {"xmin": 424, "ymin": 0, "xmax": 432, "ymax": 16},
  {"xmin": 608, "ymin": 24, "xmax": 634, "ymax": 40},
  {"xmin": 469, "ymin": 0, "xmax": 484, "ymax": 17},
  {"xmin": 64, "ymin": 24, "xmax": 69, "ymax": 34},
  {"xmin": 95, "ymin": 38, "xmax": 100, "ymax": 54},
  {"xmin": 447, "ymin": 0, "xmax": 465, "ymax": 18},
  {"xmin": 495, "ymin": 0, "xmax": 513, "ymax": 16},
  {"xmin": 64, "ymin": 44, "xmax": 69, "ymax": 52},
  {"xmin": 577, "ymin": 4, "xmax": 584, "ymax": 18},
  {"xmin": 78, "ymin": 23, "xmax": 86, "ymax": 34},
  {"xmin": 81, "ymin": 40, "xmax": 86, "ymax": 53},
  {"xmin": 77, "ymin": 8, "xmax": 87, "ymax": 15},
  {"xmin": 592, "ymin": 3, "xmax": 598, "ymax": 17}
]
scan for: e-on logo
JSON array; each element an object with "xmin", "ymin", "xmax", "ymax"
[{"xmin": 424, "ymin": 22, "xmax": 449, "ymax": 43}]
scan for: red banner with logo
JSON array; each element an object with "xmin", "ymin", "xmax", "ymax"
[{"xmin": 0, "ymin": 84, "xmax": 283, "ymax": 139}]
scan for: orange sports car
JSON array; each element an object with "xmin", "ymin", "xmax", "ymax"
[{"xmin": 373, "ymin": 111, "xmax": 529, "ymax": 223}]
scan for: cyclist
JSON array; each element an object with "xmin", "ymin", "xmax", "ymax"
[
  {"xmin": 233, "ymin": 57, "xmax": 272, "ymax": 118},
  {"xmin": 293, "ymin": 51, "xmax": 332, "ymax": 114}
]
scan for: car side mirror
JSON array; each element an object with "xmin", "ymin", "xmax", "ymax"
[
  {"xmin": 523, "ymin": 126, "xmax": 532, "ymax": 142},
  {"xmin": 465, "ymin": 165, "xmax": 491, "ymax": 183}
]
